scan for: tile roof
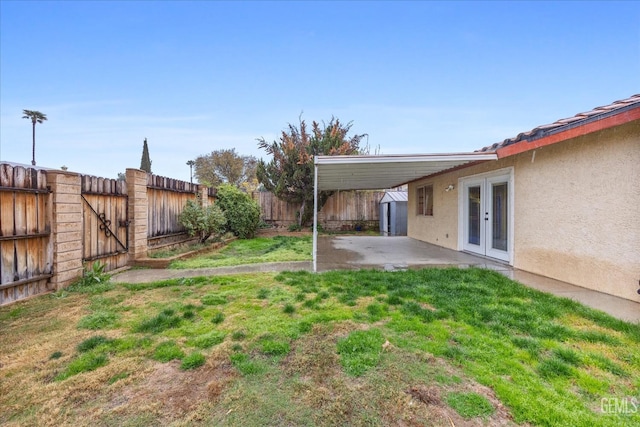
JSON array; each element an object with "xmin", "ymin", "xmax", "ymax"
[{"xmin": 477, "ymin": 94, "xmax": 640, "ymax": 152}]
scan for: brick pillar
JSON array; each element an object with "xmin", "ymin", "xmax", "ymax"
[
  {"xmin": 48, "ymin": 171, "xmax": 83, "ymax": 290},
  {"xmin": 200, "ymin": 187, "xmax": 210, "ymax": 208},
  {"xmin": 126, "ymin": 168, "xmax": 148, "ymax": 261}
]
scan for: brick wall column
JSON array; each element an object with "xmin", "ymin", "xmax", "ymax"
[
  {"xmin": 48, "ymin": 171, "xmax": 83, "ymax": 290},
  {"xmin": 126, "ymin": 168, "xmax": 148, "ymax": 261},
  {"xmin": 200, "ymin": 187, "xmax": 210, "ymax": 208}
]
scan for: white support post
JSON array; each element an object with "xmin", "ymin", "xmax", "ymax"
[{"xmin": 313, "ymin": 160, "xmax": 318, "ymax": 273}]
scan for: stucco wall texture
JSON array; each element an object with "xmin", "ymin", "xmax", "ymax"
[{"xmin": 408, "ymin": 120, "xmax": 640, "ymax": 302}]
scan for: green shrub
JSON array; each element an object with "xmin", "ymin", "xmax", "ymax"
[
  {"xmin": 179, "ymin": 199, "xmax": 227, "ymax": 243},
  {"xmin": 215, "ymin": 184, "xmax": 261, "ymax": 239}
]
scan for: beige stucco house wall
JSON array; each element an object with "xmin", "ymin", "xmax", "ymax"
[{"xmin": 408, "ymin": 119, "xmax": 640, "ymax": 303}]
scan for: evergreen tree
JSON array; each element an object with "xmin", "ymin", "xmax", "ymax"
[
  {"xmin": 140, "ymin": 138, "xmax": 152, "ymax": 173},
  {"xmin": 257, "ymin": 117, "xmax": 366, "ymax": 226}
]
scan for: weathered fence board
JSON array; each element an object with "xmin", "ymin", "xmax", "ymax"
[
  {"xmin": 81, "ymin": 175, "xmax": 129, "ymax": 272},
  {"xmin": 253, "ymin": 190, "xmax": 385, "ymax": 230},
  {"xmin": 0, "ymin": 164, "xmax": 52, "ymax": 305},
  {"xmin": 146, "ymin": 174, "xmax": 201, "ymax": 247}
]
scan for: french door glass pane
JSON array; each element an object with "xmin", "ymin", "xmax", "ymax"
[
  {"xmin": 492, "ymin": 183, "xmax": 508, "ymax": 251},
  {"xmin": 468, "ymin": 186, "xmax": 481, "ymax": 245}
]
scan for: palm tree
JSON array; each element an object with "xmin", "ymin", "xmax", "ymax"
[{"xmin": 22, "ymin": 109, "xmax": 47, "ymax": 166}]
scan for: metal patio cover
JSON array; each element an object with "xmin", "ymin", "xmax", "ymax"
[{"xmin": 314, "ymin": 153, "xmax": 498, "ymax": 191}]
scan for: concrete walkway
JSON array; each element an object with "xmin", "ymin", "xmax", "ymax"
[{"xmin": 111, "ymin": 236, "xmax": 640, "ymax": 323}]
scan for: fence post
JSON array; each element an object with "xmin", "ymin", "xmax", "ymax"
[
  {"xmin": 126, "ymin": 168, "xmax": 148, "ymax": 261},
  {"xmin": 48, "ymin": 170, "xmax": 83, "ymax": 290}
]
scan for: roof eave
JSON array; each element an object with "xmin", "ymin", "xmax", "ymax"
[{"xmin": 496, "ymin": 104, "xmax": 640, "ymax": 159}]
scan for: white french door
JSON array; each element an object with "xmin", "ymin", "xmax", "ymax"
[{"xmin": 460, "ymin": 169, "xmax": 513, "ymax": 263}]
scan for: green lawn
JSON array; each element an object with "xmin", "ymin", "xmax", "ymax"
[
  {"xmin": 169, "ymin": 235, "xmax": 312, "ymax": 269},
  {"xmin": 1, "ymin": 267, "xmax": 639, "ymax": 426}
]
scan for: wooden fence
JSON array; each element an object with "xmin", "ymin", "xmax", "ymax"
[
  {"xmin": 253, "ymin": 190, "xmax": 385, "ymax": 230},
  {"xmin": 0, "ymin": 164, "xmax": 52, "ymax": 305},
  {"xmin": 146, "ymin": 174, "xmax": 216, "ymax": 249},
  {"xmin": 0, "ymin": 165, "xmax": 214, "ymax": 305}
]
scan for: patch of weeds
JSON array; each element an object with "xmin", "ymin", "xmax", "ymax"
[
  {"xmin": 441, "ymin": 344, "xmax": 467, "ymax": 363},
  {"xmin": 108, "ymin": 372, "xmax": 129, "ymax": 385},
  {"xmin": 259, "ymin": 337, "xmax": 290, "ymax": 356},
  {"xmin": 231, "ymin": 343, "xmax": 243, "ymax": 352},
  {"xmin": 180, "ymin": 352, "xmax": 206, "ymax": 370},
  {"xmin": 134, "ymin": 309, "xmax": 182, "ymax": 334},
  {"xmin": 337, "ymin": 328, "xmax": 386, "ymax": 376},
  {"xmin": 77, "ymin": 335, "xmax": 113, "ymax": 353},
  {"xmin": 401, "ymin": 301, "xmax": 437, "ymax": 323},
  {"xmin": 112, "ymin": 336, "xmax": 152, "ymax": 353},
  {"xmin": 366, "ymin": 303, "xmax": 388, "ymax": 321},
  {"xmin": 257, "ymin": 288, "xmax": 270, "ymax": 299},
  {"xmin": 511, "ymin": 336, "xmax": 542, "ymax": 357},
  {"xmin": 294, "ymin": 292, "xmax": 306, "ymax": 302},
  {"xmin": 537, "ymin": 357, "xmax": 575, "ymax": 379},
  {"xmin": 67, "ymin": 262, "xmax": 113, "ymax": 294},
  {"xmin": 78, "ymin": 310, "xmax": 119, "ymax": 330},
  {"xmin": 297, "ymin": 321, "xmax": 312, "ymax": 334},
  {"xmin": 201, "ymin": 294, "xmax": 228, "ymax": 306},
  {"xmin": 445, "ymin": 392, "xmax": 495, "ymax": 419},
  {"xmin": 317, "ymin": 290, "xmax": 330, "ymax": 300},
  {"xmin": 4, "ymin": 306, "xmax": 25, "ymax": 320},
  {"xmin": 187, "ymin": 331, "xmax": 226, "ymax": 349},
  {"xmin": 123, "ymin": 276, "xmax": 210, "ymax": 291},
  {"xmin": 182, "ymin": 310, "xmax": 196, "ymax": 320},
  {"xmin": 230, "ymin": 352, "xmax": 265, "ymax": 375},
  {"xmin": 49, "ymin": 351, "xmax": 63, "ymax": 360},
  {"xmin": 232, "ymin": 330, "xmax": 247, "ymax": 341},
  {"xmin": 586, "ymin": 352, "xmax": 627, "ymax": 376},
  {"xmin": 302, "ymin": 299, "xmax": 318, "ymax": 309},
  {"xmin": 552, "ymin": 347, "xmax": 583, "ymax": 367},
  {"xmin": 153, "ymin": 341, "xmax": 185, "ymax": 362},
  {"xmin": 434, "ymin": 373, "xmax": 462, "ymax": 385},
  {"xmin": 575, "ymin": 330, "xmax": 621, "ymax": 345},
  {"xmin": 386, "ymin": 294, "xmax": 404, "ymax": 306},
  {"xmin": 283, "ymin": 303, "xmax": 296, "ymax": 314},
  {"xmin": 55, "ymin": 352, "xmax": 109, "ymax": 381},
  {"xmin": 211, "ymin": 311, "xmax": 225, "ymax": 324}
]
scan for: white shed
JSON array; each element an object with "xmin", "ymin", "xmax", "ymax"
[{"xmin": 379, "ymin": 191, "xmax": 408, "ymax": 236}]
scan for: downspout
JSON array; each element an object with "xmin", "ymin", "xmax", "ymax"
[{"xmin": 313, "ymin": 159, "xmax": 318, "ymax": 273}]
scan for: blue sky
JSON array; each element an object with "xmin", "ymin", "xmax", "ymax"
[{"xmin": 1, "ymin": 1, "xmax": 638, "ymax": 182}]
